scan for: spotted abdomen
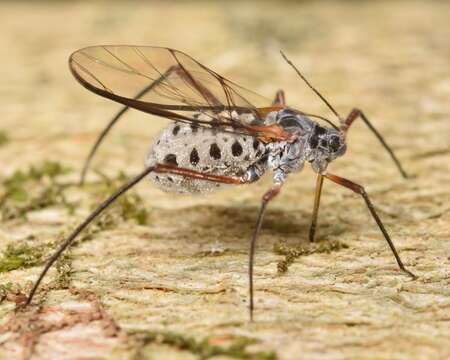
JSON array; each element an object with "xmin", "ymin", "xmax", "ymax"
[{"xmin": 145, "ymin": 122, "xmax": 266, "ymax": 193}]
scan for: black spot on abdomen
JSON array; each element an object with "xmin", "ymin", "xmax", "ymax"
[
  {"xmin": 190, "ymin": 124, "xmax": 199, "ymax": 133},
  {"xmin": 172, "ymin": 125, "xmax": 180, "ymax": 136},
  {"xmin": 231, "ymin": 141, "xmax": 243, "ymax": 157},
  {"xmin": 163, "ymin": 154, "xmax": 178, "ymax": 166},
  {"xmin": 190, "ymin": 147, "xmax": 200, "ymax": 166},
  {"xmin": 209, "ymin": 143, "xmax": 221, "ymax": 160},
  {"xmin": 315, "ymin": 126, "xmax": 326, "ymax": 135}
]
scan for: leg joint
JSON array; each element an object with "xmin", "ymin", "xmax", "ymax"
[
  {"xmin": 262, "ymin": 184, "xmax": 281, "ymax": 203},
  {"xmin": 354, "ymin": 184, "xmax": 366, "ymax": 195},
  {"xmin": 342, "ymin": 108, "xmax": 362, "ymax": 130}
]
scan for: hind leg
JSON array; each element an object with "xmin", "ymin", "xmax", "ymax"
[{"xmin": 27, "ymin": 164, "xmax": 248, "ymax": 305}]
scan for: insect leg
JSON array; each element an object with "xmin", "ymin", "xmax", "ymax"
[
  {"xmin": 27, "ymin": 164, "xmax": 246, "ymax": 305},
  {"xmin": 26, "ymin": 166, "xmax": 156, "ymax": 305},
  {"xmin": 308, "ymin": 173, "xmax": 324, "ymax": 242},
  {"xmin": 253, "ymin": 90, "xmax": 287, "ymax": 119},
  {"xmin": 79, "ymin": 65, "xmax": 179, "ymax": 186},
  {"xmin": 272, "ymin": 90, "xmax": 286, "ymax": 106},
  {"xmin": 153, "ymin": 164, "xmax": 245, "ymax": 184},
  {"xmin": 324, "ymin": 173, "xmax": 416, "ymax": 279},
  {"xmin": 249, "ymin": 183, "xmax": 283, "ymax": 321},
  {"xmin": 341, "ymin": 109, "xmax": 408, "ymax": 178}
]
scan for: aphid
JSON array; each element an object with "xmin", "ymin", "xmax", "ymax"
[{"xmin": 26, "ymin": 46, "xmax": 416, "ymax": 319}]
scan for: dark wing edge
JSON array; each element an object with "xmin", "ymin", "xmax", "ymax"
[{"xmin": 69, "ymin": 45, "xmax": 292, "ymax": 142}]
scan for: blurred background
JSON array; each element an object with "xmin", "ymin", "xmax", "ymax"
[
  {"xmin": 0, "ymin": 1, "xmax": 449, "ymax": 359},
  {"xmin": 1, "ymin": 0, "xmax": 448, "ymax": 180}
]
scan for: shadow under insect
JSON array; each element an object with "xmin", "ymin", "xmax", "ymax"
[{"xmin": 156, "ymin": 204, "xmax": 349, "ymax": 273}]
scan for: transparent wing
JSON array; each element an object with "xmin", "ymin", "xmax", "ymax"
[{"xmin": 69, "ymin": 46, "xmax": 291, "ymax": 138}]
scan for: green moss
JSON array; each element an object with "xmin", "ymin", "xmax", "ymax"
[
  {"xmin": 130, "ymin": 330, "xmax": 277, "ymax": 360},
  {"xmin": 274, "ymin": 240, "xmax": 349, "ymax": 274},
  {"xmin": 3, "ymin": 161, "xmax": 70, "ymax": 185},
  {"xmin": 0, "ymin": 282, "xmax": 19, "ymax": 304},
  {"xmin": 0, "ymin": 161, "xmax": 74, "ymax": 221},
  {"xmin": 55, "ymin": 253, "xmax": 73, "ymax": 289},
  {"xmin": 0, "ymin": 242, "xmax": 47, "ymax": 273},
  {"xmin": 0, "ymin": 131, "xmax": 9, "ymax": 147},
  {"xmin": 91, "ymin": 171, "xmax": 150, "ymax": 225},
  {"xmin": 0, "ymin": 166, "xmax": 152, "ymax": 293},
  {"xmin": 0, "ymin": 282, "xmax": 13, "ymax": 303}
]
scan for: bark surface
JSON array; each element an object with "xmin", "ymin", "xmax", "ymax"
[{"xmin": 0, "ymin": 1, "xmax": 449, "ymax": 359}]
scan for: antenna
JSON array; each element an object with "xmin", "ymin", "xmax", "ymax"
[
  {"xmin": 280, "ymin": 51, "xmax": 409, "ymax": 179},
  {"xmin": 280, "ymin": 51, "xmax": 342, "ymax": 123}
]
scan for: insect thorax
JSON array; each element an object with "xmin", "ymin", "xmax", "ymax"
[
  {"xmin": 264, "ymin": 109, "xmax": 346, "ymax": 179},
  {"xmin": 145, "ymin": 112, "xmax": 267, "ymax": 194}
]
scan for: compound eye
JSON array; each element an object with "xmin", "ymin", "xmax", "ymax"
[{"xmin": 329, "ymin": 136, "xmax": 341, "ymax": 152}]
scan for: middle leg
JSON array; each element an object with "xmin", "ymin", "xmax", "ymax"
[
  {"xmin": 325, "ymin": 172, "xmax": 416, "ymax": 278},
  {"xmin": 249, "ymin": 183, "xmax": 283, "ymax": 321},
  {"xmin": 309, "ymin": 173, "xmax": 324, "ymax": 242}
]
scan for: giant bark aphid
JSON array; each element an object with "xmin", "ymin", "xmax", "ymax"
[{"xmin": 26, "ymin": 46, "xmax": 416, "ymax": 319}]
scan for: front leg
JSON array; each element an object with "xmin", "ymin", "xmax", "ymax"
[
  {"xmin": 324, "ymin": 172, "xmax": 416, "ymax": 279},
  {"xmin": 341, "ymin": 108, "xmax": 408, "ymax": 178}
]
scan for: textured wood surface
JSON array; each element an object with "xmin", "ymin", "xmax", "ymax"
[{"xmin": 0, "ymin": 1, "xmax": 449, "ymax": 359}]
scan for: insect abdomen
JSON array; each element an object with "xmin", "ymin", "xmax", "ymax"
[{"xmin": 145, "ymin": 122, "xmax": 266, "ymax": 193}]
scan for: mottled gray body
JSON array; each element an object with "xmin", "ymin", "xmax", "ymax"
[
  {"xmin": 146, "ymin": 109, "xmax": 346, "ymax": 193},
  {"xmin": 145, "ymin": 111, "xmax": 266, "ymax": 193}
]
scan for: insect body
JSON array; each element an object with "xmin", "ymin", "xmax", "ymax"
[
  {"xmin": 147, "ymin": 109, "xmax": 346, "ymax": 194},
  {"xmin": 146, "ymin": 112, "xmax": 266, "ymax": 193},
  {"xmin": 25, "ymin": 46, "xmax": 416, "ymax": 320}
]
